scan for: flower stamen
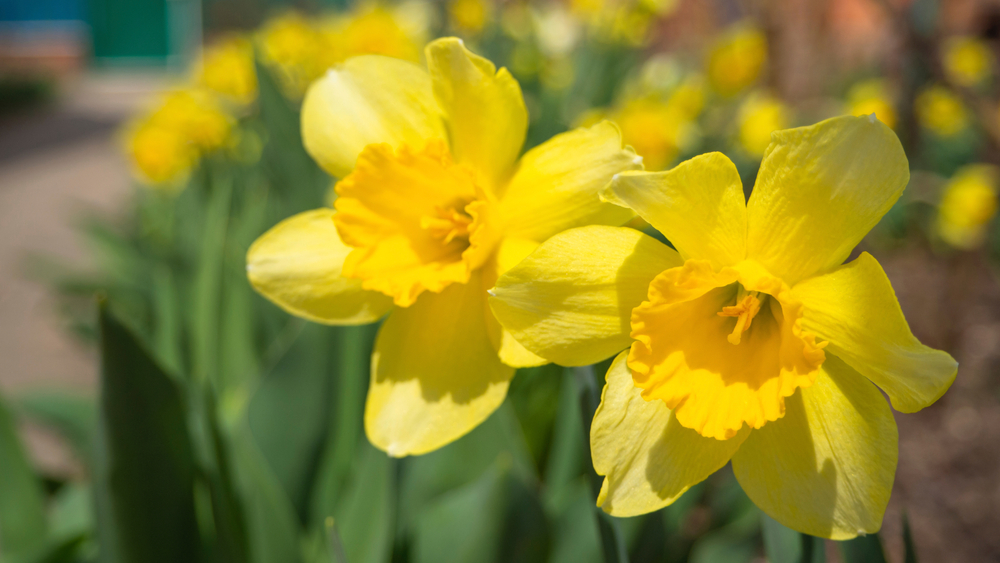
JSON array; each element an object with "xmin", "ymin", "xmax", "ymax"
[
  {"xmin": 718, "ymin": 290, "xmax": 762, "ymax": 345},
  {"xmin": 421, "ymin": 203, "xmax": 473, "ymax": 244}
]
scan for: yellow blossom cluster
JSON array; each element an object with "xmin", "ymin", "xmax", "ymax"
[{"xmin": 124, "ymin": 90, "xmax": 234, "ymax": 187}]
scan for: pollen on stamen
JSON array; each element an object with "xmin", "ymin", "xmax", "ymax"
[
  {"xmin": 868, "ymin": 113, "xmax": 877, "ymax": 124},
  {"xmin": 718, "ymin": 292, "xmax": 762, "ymax": 345}
]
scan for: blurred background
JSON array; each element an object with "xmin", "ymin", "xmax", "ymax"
[{"xmin": 1, "ymin": 0, "xmax": 999, "ymax": 562}]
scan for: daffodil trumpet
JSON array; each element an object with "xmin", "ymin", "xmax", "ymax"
[
  {"xmin": 246, "ymin": 38, "xmax": 642, "ymax": 457},
  {"xmin": 489, "ymin": 114, "xmax": 957, "ymax": 539}
]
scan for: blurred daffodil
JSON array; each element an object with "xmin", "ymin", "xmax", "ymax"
[
  {"xmin": 943, "ymin": 36, "xmax": 993, "ymax": 88},
  {"xmin": 125, "ymin": 121, "xmax": 198, "ymax": 187},
  {"xmin": 846, "ymin": 79, "xmax": 896, "ymax": 130},
  {"xmin": 936, "ymin": 164, "xmax": 999, "ymax": 249},
  {"xmin": 568, "ymin": 0, "xmax": 674, "ymax": 47},
  {"xmin": 915, "ymin": 85, "xmax": 968, "ymax": 137},
  {"xmin": 586, "ymin": 76, "xmax": 704, "ymax": 170},
  {"xmin": 324, "ymin": 5, "xmax": 422, "ymax": 63},
  {"xmin": 738, "ymin": 92, "xmax": 788, "ymax": 157},
  {"xmin": 259, "ymin": 7, "xmax": 422, "ymax": 99},
  {"xmin": 258, "ymin": 12, "xmax": 331, "ymax": 98},
  {"xmin": 245, "ymin": 39, "xmax": 642, "ymax": 456},
  {"xmin": 707, "ymin": 23, "xmax": 767, "ymax": 97},
  {"xmin": 198, "ymin": 35, "xmax": 257, "ymax": 106},
  {"xmin": 490, "ymin": 115, "xmax": 956, "ymax": 539},
  {"xmin": 124, "ymin": 90, "xmax": 233, "ymax": 187},
  {"xmin": 449, "ymin": 0, "xmax": 490, "ymax": 34}
]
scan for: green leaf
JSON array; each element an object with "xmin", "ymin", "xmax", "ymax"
[
  {"xmin": 228, "ymin": 423, "xmax": 304, "ymax": 563},
  {"xmin": 541, "ymin": 368, "xmax": 586, "ymax": 508},
  {"xmin": 412, "ymin": 462, "xmax": 509, "ymax": 563},
  {"xmin": 903, "ymin": 513, "xmax": 918, "ymax": 563},
  {"xmin": 397, "ymin": 402, "xmax": 536, "ymax": 536},
  {"xmin": 688, "ymin": 529, "xmax": 757, "ymax": 563},
  {"xmin": 151, "ymin": 264, "xmax": 184, "ymax": 375},
  {"xmin": 249, "ymin": 323, "xmax": 340, "ymax": 520},
  {"xmin": 311, "ymin": 324, "xmax": 379, "ymax": 525},
  {"xmin": 548, "ymin": 479, "xmax": 601, "ymax": 563},
  {"xmin": 95, "ymin": 302, "xmax": 200, "ymax": 563},
  {"xmin": 572, "ymin": 365, "xmax": 630, "ymax": 563},
  {"xmin": 507, "ymin": 363, "xmax": 564, "ymax": 470},
  {"xmin": 839, "ymin": 533, "xmax": 888, "ymax": 563},
  {"xmin": 49, "ymin": 483, "xmax": 93, "ymax": 542},
  {"xmin": 190, "ymin": 175, "xmax": 232, "ymax": 385},
  {"xmin": 761, "ymin": 514, "xmax": 826, "ymax": 563},
  {"xmin": 16, "ymin": 390, "xmax": 96, "ymax": 466},
  {"xmin": 0, "ymin": 390, "xmax": 48, "ymax": 557},
  {"xmin": 332, "ymin": 442, "xmax": 395, "ymax": 563}
]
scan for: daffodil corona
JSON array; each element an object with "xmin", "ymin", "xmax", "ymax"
[
  {"xmin": 246, "ymin": 38, "xmax": 641, "ymax": 457},
  {"xmin": 490, "ymin": 115, "xmax": 957, "ymax": 539}
]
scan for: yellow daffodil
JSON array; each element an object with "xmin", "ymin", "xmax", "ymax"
[
  {"xmin": 943, "ymin": 36, "xmax": 993, "ymax": 88},
  {"xmin": 610, "ymin": 97, "xmax": 693, "ymax": 171},
  {"xmin": 198, "ymin": 35, "xmax": 258, "ymax": 106},
  {"xmin": 125, "ymin": 120, "xmax": 198, "ymax": 187},
  {"xmin": 449, "ymin": 0, "xmax": 490, "ymax": 34},
  {"xmin": 846, "ymin": 79, "xmax": 896, "ymax": 130},
  {"xmin": 259, "ymin": 8, "xmax": 422, "ymax": 99},
  {"xmin": 915, "ymin": 85, "xmax": 968, "ymax": 137},
  {"xmin": 490, "ymin": 115, "xmax": 956, "ymax": 539},
  {"xmin": 738, "ymin": 92, "xmax": 788, "ymax": 157},
  {"xmin": 258, "ymin": 12, "xmax": 331, "ymax": 99},
  {"xmin": 124, "ymin": 90, "xmax": 233, "ymax": 186},
  {"xmin": 707, "ymin": 23, "xmax": 767, "ymax": 97},
  {"xmin": 567, "ymin": 0, "xmax": 669, "ymax": 46},
  {"xmin": 245, "ymin": 38, "xmax": 641, "ymax": 456},
  {"xmin": 936, "ymin": 164, "xmax": 999, "ymax": 249},
  {"xmin": 589, "ymin": 77, "xmax": 705, "ymax": 171},
  {"xmin": 323, "ymin": 5, "xmax": 422, "ymax": 63}
]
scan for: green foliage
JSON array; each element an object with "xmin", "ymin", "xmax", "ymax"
[
  {"xmin": 96, "ymin": 302, "xmax": 201, "ymax": 563},
  {"xmin": 0, "ymin": 390, "xmax": 48, "ymax": 558}
]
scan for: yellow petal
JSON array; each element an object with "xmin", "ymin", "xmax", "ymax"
[
  {"xmin": 592, "ymin": 352, "xmax": 749, "ymax": 517},
  {"xmin": 489, "ymin": 226, "xmax": 681, "ymax": 367},
  {"xmin": 731, "ymin": 354, "xmax": 897, "ymax": 540},
  {"xmin": 246, "ymin": 209, "xmax": 393, "ymax": 325},
  {"xmin": 498, "ymin": 331, "xmax": 548, "ymax": 368},
  {"xmin": 791, "ymin": 252, "xmax": 957, "ymax": 412},
  {"xmin": 425, "ymin": 37, "xmax": 527, "ymax": 190},
  {"xmin": 365, "ymin": 270, "xmax": 515, "ymax": 456},
  {"xmin": 301, "ymin": 55, "xmax": 445, "ymax": 178},
  {"xmin": 746, "ymin": 115, "xmax": 910, "ymax": 285},
  {"xmin": 488, "ymin": 237, "xmax": 548, "ymax": 368},
  {"xmin": 604, "ymin": 152, "xmax": 747, "ymax": 269},
  {"xmin": 501, "ymin": 121, "xmax": 642, "ymax": 241}
]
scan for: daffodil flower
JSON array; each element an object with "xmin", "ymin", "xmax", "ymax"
[
  {"xmin": 246, "ymin": 38, "xmax": 641, "ymax": 456},
  {"xmin": 936, "ymin": 164, "xmax": 999, "ymax": 249},
  {"xmin": 489, "ymin": 115, "xmax": 957, "ymax": 538}
]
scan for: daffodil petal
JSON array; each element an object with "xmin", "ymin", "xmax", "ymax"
[
  {"xmin": 499, "ymin": 331, "xmax": 548, "ymax": 368},
  {"xmin": 603, "ymin": 152, "xmax": 747, "ymax": 269},
  {"xmin": 490, "ymin": 226, "xmax": 682, "ymax": 366},
  {"xmin": 301, "ymin": 55, "xmax": 445, "ymax": 178},
  {"xmin": 501, "ymin": 122, "xmax": 641, "ymax": 241},
  {"xmin": 425, "ymin": 37, "xmax": 527, "ymax": 190},
  {"xmin": 593, "ymin": 352, "xmax": 749, "ymax": 517},
  {"xmin": 365, "ymin": 270, "xmax": 514, "ymax": 456},
  {"xmin": 791, "ymin": 252, "xmax": 957, "ymax": 412},
  {"xmin": 746, "ymin": 115, "xmax": 910, "ymax": 285},
  {"xmin": 732, "ymin": 354, "xmax": 897, "ymax": 540},
  {"xmin": 246, "ymin": 209, "xmax": 393, "ymax": 325}
]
